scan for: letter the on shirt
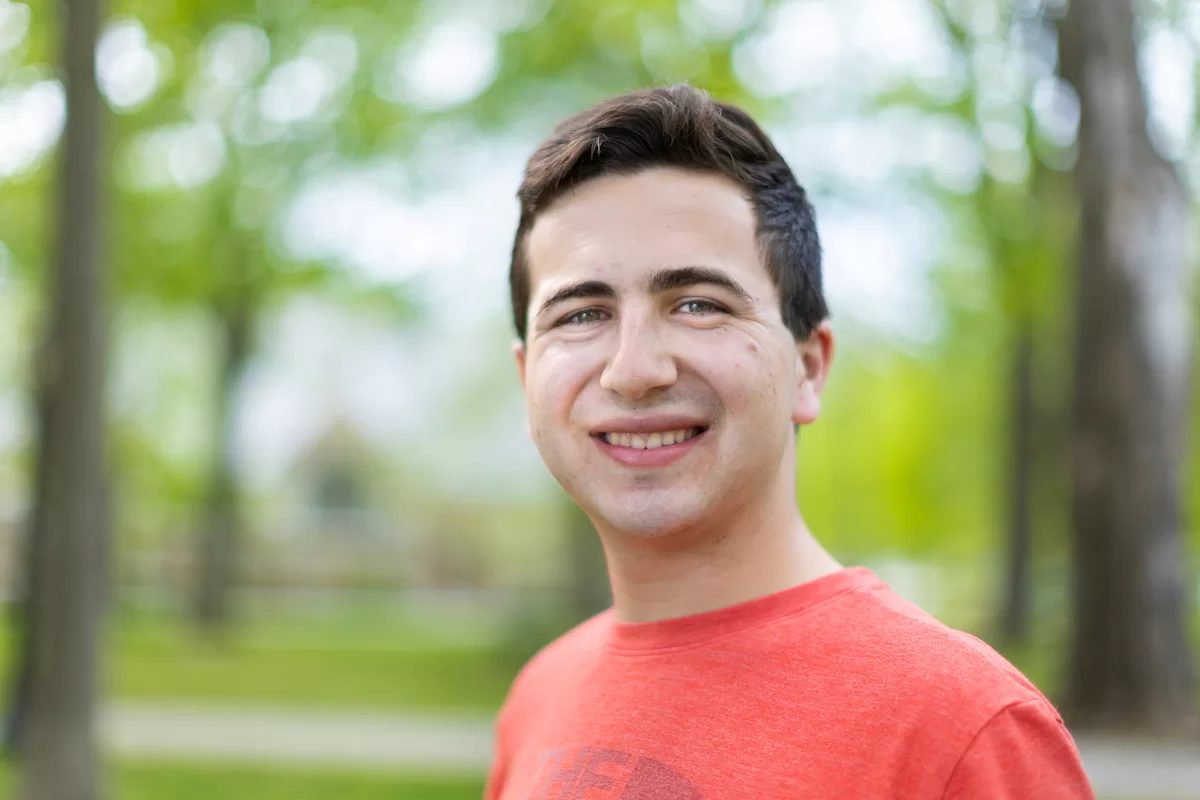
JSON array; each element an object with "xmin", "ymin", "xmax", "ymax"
[
  {"xmin": 620, "ymin": 756, "xmax": 704, "ymax": 800},
  {"xmin": 532, "ymin": 747, "xmax": 590, "ymax": 799},
  {"xmin": 523, "ymin": 747, "xmax": 704, "ymax": 799},
  {"xmin": 569, "ymin": 749, "xmax": 630, "ymax": 797}
]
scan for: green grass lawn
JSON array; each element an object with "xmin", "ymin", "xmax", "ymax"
[
  {"xmin": 0, "ymin": 608, "xmax": 524, "ymax": 712},
  {"xmin": 0, "ymin": 759, "xmax": 485, "ymax": 800}
]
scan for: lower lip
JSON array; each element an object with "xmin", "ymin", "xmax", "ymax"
[{"xmin": 594, "ymin": 430, "xmax": 707, "ymax": 467}]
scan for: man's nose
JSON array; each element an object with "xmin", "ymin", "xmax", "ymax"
[{"xmin": 599, "ymin": 314, "xmax": 677, "ymax": 400}]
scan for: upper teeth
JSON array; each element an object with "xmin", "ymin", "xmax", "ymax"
[{"xmin": 602, "ymin": 428, "xmax": 701, "ymax": 449}]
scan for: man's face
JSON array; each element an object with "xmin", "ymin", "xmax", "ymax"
[{"xmin": 516, "ymin": 167, "xmax": 831, "ymax": 538}]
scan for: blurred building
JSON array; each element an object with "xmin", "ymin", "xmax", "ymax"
[{"xmin": 279, "ymin": 418, "xmax": 394, "ymax": 540}]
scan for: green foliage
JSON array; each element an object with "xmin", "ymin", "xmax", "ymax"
[{"xmin": 799, "ymin": 330, "xmax": 1005, "ymax": 559}]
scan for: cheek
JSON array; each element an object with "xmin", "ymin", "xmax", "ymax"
[
  {"xmin": 688, "ymin": 332, "xmax": 790, "ymax": 416},
  {"xmin": 527, "ymin": 343, "xmax": 602, "ymax": 432}
]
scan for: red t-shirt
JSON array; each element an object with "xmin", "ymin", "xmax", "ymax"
[{"xmin": 485, "ymin": 567, "xmax": 1094, "ymax": 799}]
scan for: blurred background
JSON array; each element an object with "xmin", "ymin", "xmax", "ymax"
[{"xmin": 0, "ymin": 0, "xmax": 1199, "ymax": 797}]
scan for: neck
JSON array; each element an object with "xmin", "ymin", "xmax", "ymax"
[{"xmin": 597, "ymin": 473, "xmax": 842, "ymax": 624}]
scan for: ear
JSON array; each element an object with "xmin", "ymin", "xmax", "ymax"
[
  {"xmin": 512, "ymin": 339, "xmax": 528, "ymax": 392},
  {"xmin": 792, "ymin": 321, "xmax": 834, "ymax": 426}
]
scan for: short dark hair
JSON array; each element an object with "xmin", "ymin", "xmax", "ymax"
[{"xmin": 509, "ymin": 84, "xmax": 828, "ymax": 342}]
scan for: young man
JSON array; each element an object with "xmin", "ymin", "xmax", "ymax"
[{"xmin": 487, "ymin": 85, "xmax": 1094, "ymax": 799}]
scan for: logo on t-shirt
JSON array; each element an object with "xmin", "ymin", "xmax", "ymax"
[{"xmin": 526, "ymin": 746, "xmax": 703, "ymax": 799}]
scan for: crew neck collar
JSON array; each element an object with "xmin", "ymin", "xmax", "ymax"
[{"xmin": 605, "ymin": 566, "xmax": 878, "ymax": 653}]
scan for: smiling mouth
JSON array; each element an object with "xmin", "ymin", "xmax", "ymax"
[{"xmin": 594, "ymin": 427, "xmax": 706, "ymax": 450}]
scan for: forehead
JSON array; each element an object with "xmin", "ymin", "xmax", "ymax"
[{"xmin": 524, "ymin": 167, "xmax": 762, "ymax": 290}]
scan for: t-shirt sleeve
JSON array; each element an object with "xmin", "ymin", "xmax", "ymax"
[{"xmin": 941, "ymin": 698, "xmax": 1095, "ymax": 799}]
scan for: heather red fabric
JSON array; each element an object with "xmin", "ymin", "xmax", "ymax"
[{"xmin": 485, "ymin": 567, "xmax": 1094, "ymax": 799}]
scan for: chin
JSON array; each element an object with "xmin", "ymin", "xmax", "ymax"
[{"xmin": 591, "ymin": 492, "xmax": 707, "ymax": 539}]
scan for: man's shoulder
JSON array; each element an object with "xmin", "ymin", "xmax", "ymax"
[
  {"xmin": 535, "ymin": 606, "xmax": 614, "ymax": 662},
  {"xmin": 803, "ymin": 575, "xmax": 1047, "ymax": 714},
  {"xmin": 500, "ymin": 608, "xmax": 613, "ymax": 705}
]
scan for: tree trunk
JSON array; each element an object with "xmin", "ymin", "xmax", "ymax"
[
  {"xmin": 999, "ymin": 324, "xmax": 1034, "ymax": 646},
  {"xmin": 1057, "ymin": 0, "xmax": 1197, "ymax": 731},
  {"xmin": 17, "ymin": 0, "xmax": 108, "ymax": 794},
  {"xmin": 192, "ymin": 299, "xmax": 252, "ymax": 633},
  {"xmin": 3, "ymin": 366, "xmax": 51, "ymax": 756},
  {"xmin": 4, "ymin": 447, "xmax": 111, "ymax": 758}
]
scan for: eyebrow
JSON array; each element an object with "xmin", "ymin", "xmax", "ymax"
[
  {"xmin": 534, "ymin": 266, "xmax": 752, "ymax": 320},
  {"xmin": 648, "ymin": 266, "xmax": 752, "ymax": 303},
  {"xmin": 536, "ymin": 280, "xmax": 617, "ymax": 318}
]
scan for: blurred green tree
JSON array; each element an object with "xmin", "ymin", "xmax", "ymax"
[
  {"xmin": 103, "ymin": 0, "xmax": 425, "ymax": 632},
  {"xmin": 1057, "ymin": 0, "xmax": 1197, "ymax": 731},
  {"xmin": 928, "ymin": 0, "xmax": 1076, "ymax": 646}
]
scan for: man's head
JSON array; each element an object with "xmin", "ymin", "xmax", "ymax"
[{"xmin": 511, "ymin": 84, "xmax": 833, "ymax": 539}]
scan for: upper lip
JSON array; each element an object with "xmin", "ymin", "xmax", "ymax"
[{"xmin": 589, "ymin": 415, "xmax": 710, "ymax": 435}]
